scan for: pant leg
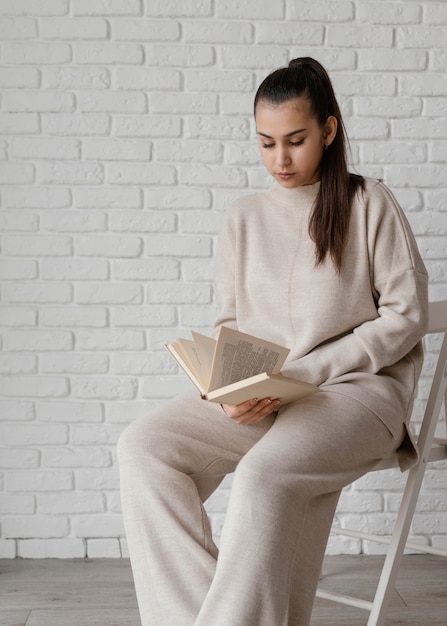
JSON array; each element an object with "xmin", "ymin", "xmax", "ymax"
[
  {"xmin": 194, "ymin": 390, "xmax": 404, "ymax": 626},
  {"xmin": 117, "ymin": 391, "xmax": 275, "ymax": 626}
]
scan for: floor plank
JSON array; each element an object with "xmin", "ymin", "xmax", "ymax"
[{"xmin": 1, "ymin": 555, "xmax": 446, "ymax": 626}]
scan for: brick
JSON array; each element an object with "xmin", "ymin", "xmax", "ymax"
[
  {"xmin": 0, "ymin": 354, "xmax": 37, "ymax": 374},
  {"xmin": 0, "ymin": 376, "xmax": 69, "ymax": 398},
  {"xmin": 359, "ymin": 49, "xmax": 427, "ymax": 71},
  {"xmin": 332, "ymin": 73, "xmax": 396, "ymax": 96},
  {"xmin": 386, "ymin": 165, "xmax": 446, "ymax": 189},
  {"xmin": 41, "ymin": 212, "xmax": 107, "ymax": 234},
  {"xmin": 110, "ymin": 211, "xmax": 176, "ymax": 233},
  {"xmin": 43, "ymin": 446, "xmax": 111, "ymax": 468},
  {"xmin": 354, "ymin": 96, "xmax": 422, "ymax": 118},
  {"xmin": 151, "ymin": 93, "xmax": 218, "ymax": 114},
  {"xmin": 76, "ymin": 283, "xmax": 143, "ymax": 305},
  {"xmin": 146, "ymin": 283, "xmax": 212, "ymax": 304},
  {"xmin": 37, "ymin": 492, "xmax": 104, "ymax": 515},
  {"xmin": 357, "ymin": 2, "xmax": 420, "ymax": 24},
  {"xmin": 217, "ymin": 0, "xmax": 283, "ymax": 19},
  {"xmin": 2, "ymin": 282, "xmax": 72, "ymax": 304},
  {"xmin": 0, "ymin": 399, "xmax": 35, "ymax": 421},
  {"xmin": 0, "ymin": 448, "xmax": 40, "ymax": 469},
  {"xmin": 113, "ymin": 258, "xmax": 179, "ymax": 280},
  {"xmin": 3, "ymin": 234, "xmax": 72, "ymax": 257},
  {"xmin": 146, "ymin": 44, "xmax": 214, "ymax": 67},
  {"xmin": 0, "ymin": 540, "xmax": 17, "ymax": 559},
  {"xmin": 75, "ymin": 186, "xmax": 142, "ymax": 209},
  {"xmin": 75, "ymin": 468, "xmax": 119, "ymax": 491},
  {"xmin": 184, "ymin": 21, "xmax": 253, "ymax": 44},
  {"xmin": 114, "ymin": 115, "xmax": 182, "ymax": 138},
  {"xmin": 180, "ymin": 211, "xmax": 222, "ymax": 234},
  {"xmin": 71, "ymin": 376, "xmax": 138, "ymax": 400},
  {"xmin": 186, "ymin": 116, "xmax": 250, "ymax": 140},
  {"xmin": 396, "ymin": 26, "xmax": 447, "ymax": 48},
  {"xmin": 180, "ymin": 304, "xmax": 218, "ymax": 328},
  {"xmin": 144, "ymin": 0, "xmax": 212, "ymax": 17},
  {"xmin": 72, "ymin": 514, "xmax": 124, "ymax": 538},
  {"xmin": 362, "ymin": 142, "xmax": 427, "ymax": 164},
  {"xmin": 77, "ymin": 235, "xmax": 143, "ymax": 258},
  {"xmin": 0, "ymin": 0, "xmax": 69, "ymax": 16},
  {"xmin": 78, "ymin": 90, "xmax": 146, "ymax": 113},
  {"xmin": 0, "ymin": 113, "xmax": 39, "ymax": 134},
  {"xmin": 329, "ymin": 24, "xmax": 394, "ymax": 47},
  {"xmin": 0, "ymin": 212, "xmax": 38, "ymax": 231},
  {"xmin": 112, "ymin": 18, "xmax": 180, "ymax": 41},
  {"xmin": 106, "ymin": 163, "xmax": 175, "ymax": 186},
  {"xmin": 11, "ymin": 137, "xmax": 80, "ymax": 160},
  {"xmin": 75, "ymin": 43, "xmax": 144, "ymax": 65},
  {"xmin": 110, "ymin": 352, "xmax": 175, "ymax": 376},
  {"xmin": 146, "ymin": 234, "xmax": 212, "ymax": 257},
  {"xmin": 41, "ymin": 260, "xmax": 108, "ymax": 281},
  {"xmin": 18, "ymin": 539, "xmax": 85, "ymax": 559},
  {"xmin": 70, "ymin": 424, "xmax": 126, "ymax": 445},
  {"xmin": 156, "ymin": 139, "xmax": 222, "ymax": 164},
  {"xmin": 140, "ymin": 374, "xmax": 190, "ymax": 398},
  {"xmin": 145, "ymin": 187, "xmax": 211, "ymax": 210},
  {"xmin": 0, "ymin": 17, "xmax": 37, "ymax": 41},
  {"xmin": 37, "ymin": 161, "xmax": 103, "ymax": 185},
  {"xmin": 0, "ymin": 67, "xmax": 40, "ymax": 88},
  {"xmin": 399, "ymin": 73, "xmax": 447, "ymax": 97},
  {"xmin": 43, "ymin": 67, "xmax": 111, "ymax": 90},
  {"xmin": 37, "ymin": 401, "xmax": 103, "ymax": 423},
  {"xmin": 425, "ymin": 3, "xmax": 447, "ymax": 24},
  {"xmin": 73, "ymin": 0, "xmax": 141, "ymax": 15},
  {"xmin": 0, "ymin": 494, "xmax": 35, "ymax": 514},
  {"xmin": 393, "ymin": 118, "xmax": 447, "ymax": 139},
  {"xmin": 0, "ymin": 162, "xmax": 34, "ymax": 185},
  {"xmin": 287, "ymin": 0, "xmax": 353, "ymax": 21},
  {"xmin": 6, "ymin": 470, "xmax": 73, "ymax": 492},
  {"xmin": 39, "ymin": 353, "xmax": 109, "ymax": 375},
  {"xmin": 183, "ymin": 259, "xmax": 216, "ymax": 281},
  {"xmin": 180, "ymin": 164, "xmax": 247, "ymax": 188},
  {"xmin": 76, "ymin": 329, "xmax": 145, "ymax": 351},
  {"xmin": 0, "ymin": 423, "xmax": 67, "ymax": 446},
  {"xmin": 83, "ymin": 138, "xmax": 150, "ymax": 161},
  {"xmin": 39, "ymin": 17, "xmax": 108, "ymax": 39},
  {"xmin": 4, "ymin": 186, "xmax": 71, "ymax": 208},
  {"xmin": 256, "ymin": 22, "xmax": 324, "ymax": 45},
  {"xmin": 3, "ymin": 43, "xmax": 71, "ymax": 64},
  {"xmin": 116, "ymin": 66, "xmax": 181, "ymax": 90},
  {"xmin": 3, "ymin": 516, "xmax": 69, "ymax": 539},
  {"xmin": 87, "ymin": 538, "xmax": 121, "ymax": 558},
  {"xmin": 43, "ymin": 113, "xmax": 110, "ymax": 136},
  {"xmin": 112, "ymin": 305, "xmax": 176, "ymax": 327},
  {"xmin": 185, "ymin": 70, "xmax": 254, "ymax": 93},
  {"xmin": 0, "ymin": 260, "xmax": 38, "ymax": 280}
]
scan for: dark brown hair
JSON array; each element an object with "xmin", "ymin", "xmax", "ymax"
[{"xmin": 254, "ymin": 57, "xmax": 364, "ymax": 271}]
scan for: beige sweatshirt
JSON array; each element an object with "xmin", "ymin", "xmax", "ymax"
[{"xmin": 214, "ymin": 178, "xmax": 428, "ymax": 465}]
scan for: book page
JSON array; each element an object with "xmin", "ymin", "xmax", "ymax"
[
  {"xmin": 174, "ymin": 338, "xmax": 206, "ymax": 386},
  {"xmin": 191, "ymin": 331, "xmax": 216, "ymax": 388},
  {"xmin": 208, "ymin": 326, "xmax": 290, "ymax": 391}
]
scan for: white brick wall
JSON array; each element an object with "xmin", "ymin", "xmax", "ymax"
[{"xmin": 0, "ymin": 0, "xmax": 446, "ymax": 559}]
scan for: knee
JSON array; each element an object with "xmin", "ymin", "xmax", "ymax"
[{"xmin": 117, "ymin": 415, "xmax": 164, "ymax": 470}]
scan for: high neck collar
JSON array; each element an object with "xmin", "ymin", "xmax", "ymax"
[{"xmin": 267, "ymin": 180, "xmax": 320, "ymax": 208}]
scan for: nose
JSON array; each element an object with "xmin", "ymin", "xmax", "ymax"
[{"xmin": 277, "ymin": 145, "xmax": 291, "ymax": 168}]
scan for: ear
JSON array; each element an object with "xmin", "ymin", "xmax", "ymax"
[{"xmin": 323, "ymin": 115, "xmax": 338, "ymax": 147}]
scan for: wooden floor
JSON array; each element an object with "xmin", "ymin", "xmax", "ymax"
[{"xmin": 1, "ymin": 555, "xmax": 446, "ymax": 626}]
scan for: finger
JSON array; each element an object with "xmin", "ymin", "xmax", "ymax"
[{"xmin": 236, "ymin": 399, "xmax": 281, "ymax": 424}]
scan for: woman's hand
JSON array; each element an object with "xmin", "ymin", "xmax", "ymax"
[{"xmin": 221, "ymin": 398, "xmax": 281, "ymax": 425}]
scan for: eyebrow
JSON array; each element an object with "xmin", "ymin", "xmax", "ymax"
[{"xmin": 256, "ymin": 128, "xmax": 307, "ymax": 139}]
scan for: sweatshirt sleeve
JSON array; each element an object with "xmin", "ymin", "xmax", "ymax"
[
  {"xmin": 281, "ymin": 182, "xmax": 429, "ymax": 386},
  {"xmin": 212, "ymin": 204, "xmax": 238, "ymax": 336}
]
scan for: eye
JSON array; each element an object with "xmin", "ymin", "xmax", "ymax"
[
  {"xmin": 290, "ymin": 139, "xmax": 304, "ymax": 147},
  {"xmin": 261, "ymin": 143, "xmax": 275, "ymax": 149}
]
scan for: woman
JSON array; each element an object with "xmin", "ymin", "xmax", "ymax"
[{"xmin": 118, "ymin": 57, "xmax": 428, "ymax": 626}]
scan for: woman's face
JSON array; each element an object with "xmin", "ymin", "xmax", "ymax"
[{"xmin": 255, "ymin": 97, "xmax": 337, "ymax": 188}]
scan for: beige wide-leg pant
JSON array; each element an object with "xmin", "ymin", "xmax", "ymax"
[{"xmin": 117, "ymin": 388, "xmax": 403, "ymax": 626}]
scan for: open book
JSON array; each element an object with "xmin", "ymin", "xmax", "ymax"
[{"xmin": 165, "ymin": 326, "xmax": 318, "ymax": 405}]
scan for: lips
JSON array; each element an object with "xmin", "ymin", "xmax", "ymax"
[{"xmin": 277, "ymin": 172, "xmax": 295, "ymax": 179}]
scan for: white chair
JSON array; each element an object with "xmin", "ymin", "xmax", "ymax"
[{"xmin": 316, "ymin": 299, "xmax": 447, "ymax": 625}]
